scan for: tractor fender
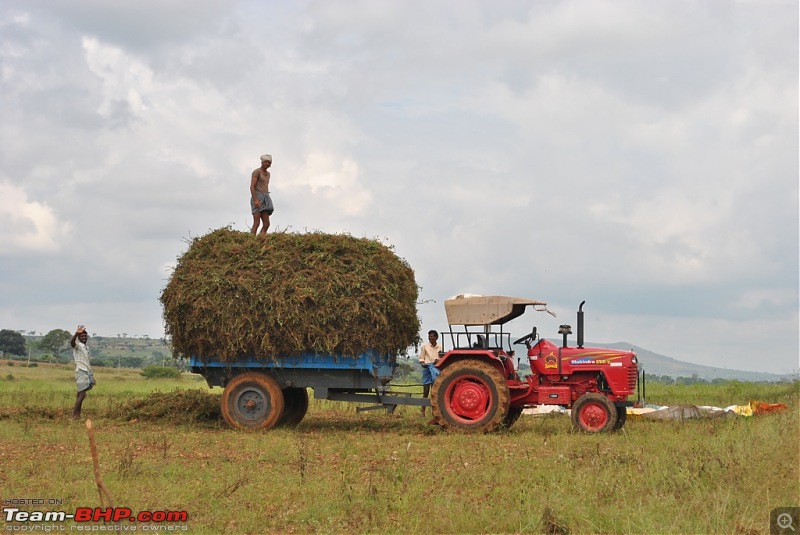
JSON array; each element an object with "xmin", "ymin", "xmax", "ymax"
[{"xmin": 436, "ymin": 350, "xmax": 505, "ymax": 376}]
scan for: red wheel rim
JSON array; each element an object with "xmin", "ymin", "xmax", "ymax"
[
  {"xmin": 445, "ymin": 375, "xmax": 493, "ymax": 422},
  {"xmin": 578, "ymin": 401, "xmax": 609, "ymax": 431}
]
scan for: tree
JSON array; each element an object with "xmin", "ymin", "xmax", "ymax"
[
  {"xmin": 0, "ymin": 329, "xmax": 27, "ymax": 358},
  {"xmin": 40, "ymin": 329, "xmax": 72, "ymax": 361}
]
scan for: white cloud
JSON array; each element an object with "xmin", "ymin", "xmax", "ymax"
[
  {"xmin": 82, "ymin": 36, "xmax": 152, "ymax": 117},
  {"xmin": 285, "ymin": 153, "xmax": 373, "ymax": 217},
  {"xmin": 0, "ymin": 181, "xmax": 71, "ymax": 254}
]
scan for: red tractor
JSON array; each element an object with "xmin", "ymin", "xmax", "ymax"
[{"xmin": 431, "ymin": 295, "xmax": 639, "ymax": 432}]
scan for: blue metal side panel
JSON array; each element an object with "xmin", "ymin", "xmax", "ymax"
[{"xmin": 189, "ymin": 350, "xmax": 396, "ymax": 378}]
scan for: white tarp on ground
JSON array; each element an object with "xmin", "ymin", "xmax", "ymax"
[
  {"xmin": 522, "ymin": 401, "xmax": 788, "ymax": 420},
  {"xmin": 522, "ymin": 405, "xmax": 569, "ymax": 415},
  {"xmin": 631, "ymin": 400, "xmax": 789, "ymax": 419}
]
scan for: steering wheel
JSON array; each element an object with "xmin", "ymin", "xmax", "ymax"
[{"xmin": 513, "ymin": 329, "xmax": 537, "ymax": 347}]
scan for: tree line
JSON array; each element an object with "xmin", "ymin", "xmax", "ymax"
[
  {"xmin": 0, "ymin": 328, "xmax": 175, "ymax": 369},
  {"xmin": 0, "ymin": 329, "xmax": 71, "ymax": 359}
]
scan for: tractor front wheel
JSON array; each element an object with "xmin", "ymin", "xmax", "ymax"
[
  {"xmin": 431, "ymin": 359, "xmax": 510, "ymax": 433},
  {"xmin": 571, "ymin": 393, "xmax": 618, "ymax": 433},
  {"xmin": 221, "ymin": 372, "xmax": 285, "ymax": 430}
]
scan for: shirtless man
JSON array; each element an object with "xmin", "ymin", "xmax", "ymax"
[{"xmin": 250, "ymin": 154, "xmax": 274, "ymax": 234}]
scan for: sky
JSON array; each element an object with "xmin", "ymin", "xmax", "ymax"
[{"xmin": 0, "ymin": 0, "xmax": 797, "ymax": 375}]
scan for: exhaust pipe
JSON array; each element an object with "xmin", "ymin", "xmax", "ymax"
[{"xmin": 577, "ymin": 300, "xmax": 585, "ymax": 349}]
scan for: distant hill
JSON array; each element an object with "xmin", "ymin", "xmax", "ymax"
[
  {"xmin": 598, "ymin": 342, "xmax": 792, "ymax": 382},
  {"xmin": 20, "ymin": 334, "xmax": 172, "ymax": 369}
]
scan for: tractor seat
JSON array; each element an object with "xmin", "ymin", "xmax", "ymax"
[{"xmin": 472, "ymin": 335, "xmax": 486, "ymax": 348}]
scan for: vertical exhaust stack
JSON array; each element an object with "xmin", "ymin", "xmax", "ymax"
[{"xmin": 577, "ymin": 300, "xmax": 585, "ymax": 349}]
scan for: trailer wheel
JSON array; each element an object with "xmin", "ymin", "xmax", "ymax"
[
  {"xmin": 571, "ymin": 393, "xmax": 618, "ymax": 433},
  {"xmin": 431, "ymin": 359, "xmax": 510, "ymax": 433},
  {"xmin": 221, "ymin": 373, "xmax": 285, "ymax": 430},
  {"xmin": 503, "ymin": 406, "xmax": 523, "ymax": 429},
  {"xmin": 613, "ymin": 404, "xmax": 627, "ymax": 431},
  {"xmin": 277, "ymin": 387, "xmax": 309, "ymax": 427}
]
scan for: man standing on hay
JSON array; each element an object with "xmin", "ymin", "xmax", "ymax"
[
  {"xmin": 418, "ymin": 329, "xmax": 442, "ymax": 417},
  {"xmin": 250, "ymin": 153, "xmax": 275, "ymax": 234},
  {"xmin": 70, "ymin": 324, "xmax": 95, "ymax": 420}
]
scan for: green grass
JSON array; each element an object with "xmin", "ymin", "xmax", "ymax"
[
  {"xmin": 642, "ymin": 379, "xmax": 797, "ymax": 407},
  {"xmin": 1, "ymin": 361, "xmax": 798, "ymax": 534}
]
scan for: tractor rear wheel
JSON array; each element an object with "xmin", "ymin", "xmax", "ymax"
[
  {"xmin": 431, "ymin": 359, "xmax": 510, "ymax": 433},
  {"xmin": 221, "ymin": 372, "xmax": 285, "ymax": 430},
  {"xmin": 571, "ymin": 393, "xmax": 618, "ymax": 433},
  {"xmin": 278, "ymin": 387, "xmax": 309, "ymax": 427}
]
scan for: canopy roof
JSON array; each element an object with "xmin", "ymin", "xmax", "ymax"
[{"xmin": 444, "ymin": 295, "xmax": 549, "ymax": 326}]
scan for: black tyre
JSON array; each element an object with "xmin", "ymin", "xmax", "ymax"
[
  {"xmin": 431, "ymin": 359, "xmax": 510, "ymax": 433},
  {"xmin": 221, "ymin": 373, "xmax": 285, "ymax": 430},
  {"xmin": 278, "ymin": 387, "xmax": 309, "ymax": 427},
  {"xmin": 503, "ymin": 406, "xmax": 524, "ymax": 429},
  {"xmin": 613, "ymin": 404, "xmax": 628, "ymax": 430},
  {"xmin": 570, "ymin": 393, "xmax": 618, "ymax": 433}
]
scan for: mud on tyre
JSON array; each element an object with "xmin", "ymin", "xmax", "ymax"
[
  {"xmin": 221, "ymin": 372, "xmax": 285, "ymax": 430},
  {"xmin": 431, "ymin": 359, "xmax": 510, "ymax": 433}
]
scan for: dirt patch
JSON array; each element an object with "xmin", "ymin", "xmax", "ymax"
[
  {"xmin": 1, "ymin": 390, "xmax": 222, "ymax": 424},
  {"xmin": 0, "ymin": 406, "xmax": 68, "ymax": 420}
]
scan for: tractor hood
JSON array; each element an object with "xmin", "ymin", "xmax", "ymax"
[{"xmin": 445, "ymin": 294, "xmax": 551, "ymax": 326}]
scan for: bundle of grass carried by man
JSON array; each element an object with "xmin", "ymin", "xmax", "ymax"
[{"xmin": 160, "ymin": 228, "xmax": 419, "ymax": 362}]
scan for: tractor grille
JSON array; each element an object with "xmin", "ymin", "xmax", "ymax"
[{"xmin": 627, "ymin": 364, "xmax": 638, "ymax": 392}]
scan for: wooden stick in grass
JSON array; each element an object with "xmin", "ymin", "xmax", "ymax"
[{"xmin": 85, "ymin": 419, "xmax": 114, "ymax": 507}]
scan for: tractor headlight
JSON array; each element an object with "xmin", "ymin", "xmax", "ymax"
[{"xmin": 631, "ymin": 355, "xmax": 638, "ymax": 364}]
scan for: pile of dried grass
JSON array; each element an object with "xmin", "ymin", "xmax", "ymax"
[
  {"xmin": 108, "ymin": 390, "xmax": 222, "ymax": 423},
  {"xmin": 160, "ymin": 228, "xmax": 419, "ymax": 362}
]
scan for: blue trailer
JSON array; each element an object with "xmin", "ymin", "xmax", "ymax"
[{"xmin": 191, "ymin": 349, "xmax": 429, "ymax": 429}]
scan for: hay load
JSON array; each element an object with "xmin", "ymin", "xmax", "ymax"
[{"xmin": 160, "ymin": 228, "xmax": 419, "ymax": 362}]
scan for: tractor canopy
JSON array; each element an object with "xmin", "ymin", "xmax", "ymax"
[{"xmin": 444, "ymin": 295, "xmax": 549, "ymax": 326}]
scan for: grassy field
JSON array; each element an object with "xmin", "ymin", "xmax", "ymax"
[{"xmin": 1, "ymin": 361, "xmax": 798, "ymax": 534}]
